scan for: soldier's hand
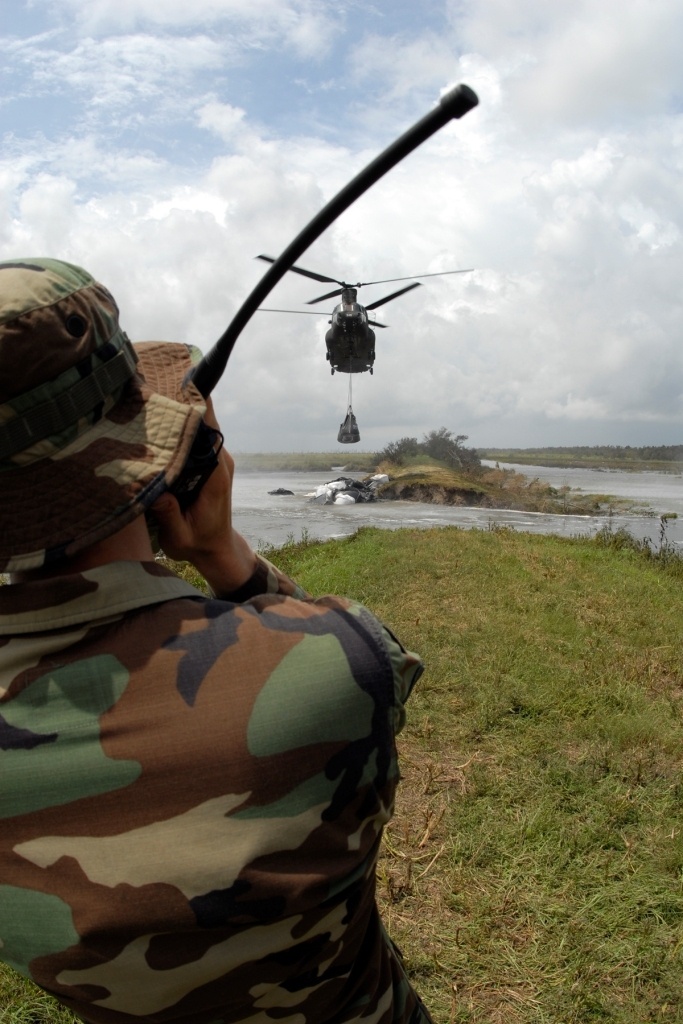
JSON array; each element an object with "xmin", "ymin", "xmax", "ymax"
[{"xmin": 150, "ymin": 400, "xmax": 257, "ymax": 594}]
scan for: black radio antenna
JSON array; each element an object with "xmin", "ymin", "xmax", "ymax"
[{"xmin": 190, "ymin": 83, "xmax": 478, "ymax": 397}]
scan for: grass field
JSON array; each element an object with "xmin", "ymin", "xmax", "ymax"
[
  {"xmin": 3, "ymin": 524, "xmax": 683, "ymax": 1022},
  {"xmin": 233, "ymin": 451, "xmax": 379, "ymax": 472},
  {"xmin": 479, "ymin": 448, "xmax": 683, "ymax": 473}
]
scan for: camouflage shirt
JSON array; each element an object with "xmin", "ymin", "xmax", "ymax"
[{"xmin": 0, "ymin": 556, "xmax": 429, "ymax": 1024}]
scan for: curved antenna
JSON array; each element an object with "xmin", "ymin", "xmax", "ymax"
[{"xmin": 189, "ymin": 83, "xmax": 478, "ymax": 397}]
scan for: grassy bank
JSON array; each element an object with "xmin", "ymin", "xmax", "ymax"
[
  {"xmin": 233, "ymin": 447, "xmax": 683, "ymax": 476},
  {"xmin": 3, "ymin": 525, "xmax": 683, "ymax": 1022},
  {"xmin": 374, "ymin": 461, "xmax": 639, "ymax": 516},
  {"xmin": 234, "ymin": 451, "xmax": 378, "ymax": 472},
  {"xmin": 480, "ymin": 448, "xmax": 683, "ymax": 472}
]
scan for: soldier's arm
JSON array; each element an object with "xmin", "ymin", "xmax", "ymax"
[
  {"xmin": 150, "ymin": 405, "xmax": 424, "ymax": 713},
  {"xmin": 207, "ymin": 553, "xmax": 310, "ymax": 601}
]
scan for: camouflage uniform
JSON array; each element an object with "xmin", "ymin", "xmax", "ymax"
[{"xmin": 0, "ymin": 553, "xmax": 429, "ymax": 1024}]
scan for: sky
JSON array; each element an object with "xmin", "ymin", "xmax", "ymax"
[{"xmin": 2, "ymin": 0, "xmax": 683, "ymax": 453}]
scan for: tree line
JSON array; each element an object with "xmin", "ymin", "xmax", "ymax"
[{"xmin": 482, "ymin": 445, "xmax": 683, "ymax": 462}]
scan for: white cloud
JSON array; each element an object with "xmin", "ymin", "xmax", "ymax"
[
  {"xmin": 451, "ymin": 0, "xmax": 683, "ymax": 129},
  {"xmin": 3, "ymin": 31, "xmax": 229, "ymax": 115},
  {"xmin": 4, "ymin": 0, "xmax": 683, "ymax": 450},
  {"xmin": 198, "ymin": 101, "xmax": 247, "ymax": 142},
  {"xmin": 348, "ymin": 31, "xmax": 465, "ymax": 100},
  {"xmin": 32, "ymin": 0, "xmax": 345, "ymax": 58}
]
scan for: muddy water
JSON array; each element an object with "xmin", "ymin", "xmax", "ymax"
[{"xmin": 230, "ymin": 465, "xmax": 683, "ymax": 551}]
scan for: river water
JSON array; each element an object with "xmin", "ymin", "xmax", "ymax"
[{"xmin": 230, "ymin": 461, "xmax": 683, "ymax": 551}]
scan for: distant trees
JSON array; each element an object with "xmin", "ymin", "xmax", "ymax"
[
  {"xmin": 576, "ymin": 445, "xmax": 683, "ymax": 462},
  {"xmin": 479, "ymin": 445, "xmax": 683, "ymax": 464},
  {"xmin": 377, "ymin": 427, "xmax": 481, "ymax": 472}
]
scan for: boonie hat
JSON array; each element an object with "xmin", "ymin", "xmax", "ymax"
[{"xmin": 0, "ymin": 258, "xmax": 207, "ymax": 573}]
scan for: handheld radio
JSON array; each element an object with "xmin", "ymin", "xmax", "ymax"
[{"xmin": 172, "ymin": 83, "xmax": 479, "ymax": 510}]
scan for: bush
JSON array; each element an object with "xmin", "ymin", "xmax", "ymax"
[
  {"xmin": 377, "ymin": 427, "xmax": 481, "ymax": 472},
  {"xmin": 375, "ymin": 436, "xmax": 420, "ymax": 464}
]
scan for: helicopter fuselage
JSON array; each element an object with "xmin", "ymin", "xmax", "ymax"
[
  {"xmin": 325, "ymin": 288, "xmax": 375, "ymax": 374},
  {"xmin": 256, "ymin": 253, "xmax": 472, "ymax": 378}
]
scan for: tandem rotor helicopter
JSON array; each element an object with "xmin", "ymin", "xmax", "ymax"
[{"xmin": 256, "ymin": 254, "xmax": 473, "ymax": 443}]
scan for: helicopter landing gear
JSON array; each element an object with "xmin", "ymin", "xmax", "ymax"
[{"xmin": 331, "ymin": 368, "xmax": 334, "ymax": 375}]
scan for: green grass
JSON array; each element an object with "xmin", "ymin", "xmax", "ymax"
[
  {"xmin": 262, "ymin": 526, "xmax": 683, "ymax": 1022},
  {"xmin": 0, "ymin": 972, "xmax": 76, "ymax": 1023},
  {"xmin": 233, "ymin": 451, "xmax": 378, "ymax": 472},
  {"xmin": 3, "ymin": 525, "xmax": 683, "ymax": 1022},
  {"xmin": 479, "ymin": 448, "xmax": 683, "ymax": 472}
]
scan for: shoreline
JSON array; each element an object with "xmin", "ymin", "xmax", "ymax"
[
  {"xmin": 372, "ymin": 465, "xmax": 644, "ymax": 518},
  {"xmin": 233, "ymin": 458, "xmax": 668, "ymax": 519}
]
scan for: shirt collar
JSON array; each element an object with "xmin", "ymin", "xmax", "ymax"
[{"xmin": 0, "ymin": 560, "xmax": 204, "ymax": 635}]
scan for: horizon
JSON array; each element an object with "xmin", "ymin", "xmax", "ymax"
[{"xmin": 232, "ymin": 442, "xmax": 683, "ymax": 455}]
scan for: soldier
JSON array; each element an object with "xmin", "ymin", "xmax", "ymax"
[{"xmin": 0, "ymin": 258, "xmax": 432, "ymax": 1024}]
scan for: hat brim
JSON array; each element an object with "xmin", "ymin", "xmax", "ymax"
[{"xmin": 0, "ymin": 342, "xmax": 206, "ymax": 573}]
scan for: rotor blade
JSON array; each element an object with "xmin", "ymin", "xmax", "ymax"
[
  {"xmin": 256, "ymin": 255, "xmax": 341, "ymax": 286},
  {"xmin": 368, "ymin": 320, "xmax": 388, "ymax": 328},
  {"xmin": 358, "ymin": 268, "xmax": 474, "ymax": 287},
  {"xmin": 307, "ymin": 287, "xmax": 345, "ymax": 305},
  {"xmin": 257, "ymin": 308, "xmax": 331, "ymax": 315},
  {"xmin": 365, "ymin": 281, "xmax": 422, "ymax": 310}
]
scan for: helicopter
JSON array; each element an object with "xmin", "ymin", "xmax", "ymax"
[{"xmin": 256, "ymin": 254, "xmax": 473, "ymax": 375}]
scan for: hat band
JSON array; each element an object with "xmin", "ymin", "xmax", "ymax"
[{"xmin": 0, "ymin": 334, "xmax": 139, "ymax": 461}]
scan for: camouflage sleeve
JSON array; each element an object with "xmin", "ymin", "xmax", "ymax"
[
  {"xmin": 213, "ymin": 555, "xmax": 424, "ymax": 733},
  {"xmin": 368, "ymin": 619, "xmax": 424, "ymax": 734},
  {"xmin": 209, "ymin": 554, "xmax": 310, "ymax": 601}
]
